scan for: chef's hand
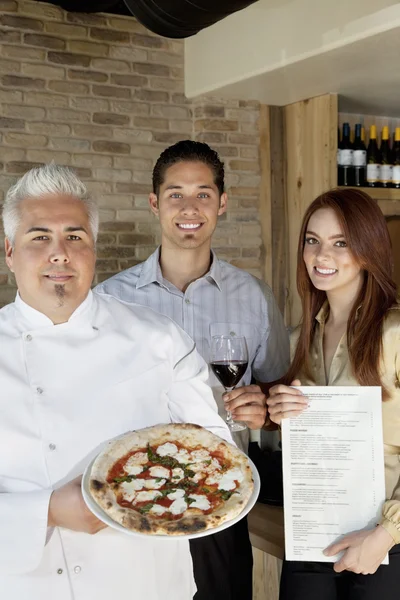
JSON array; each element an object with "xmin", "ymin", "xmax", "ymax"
[
  {"xmin": 48, "ymin": 476, "xmax": 107, "ymax": 534},
  {"xmin": 323, "ymin": 525, "xmax": 395, "ymax": 574},
  {"xmin": 224, "ymin": 384, "xmax": 267, "ymax": 429},
  {"xmin": 266, "ymin": 380, "xmax": 307, "ymax": 425}
]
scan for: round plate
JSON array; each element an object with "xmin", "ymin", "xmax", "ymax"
[{"xmin": 82, "ymin": 453, "xmax": 260, "ymax": 540}]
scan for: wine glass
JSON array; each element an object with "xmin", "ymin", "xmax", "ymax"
[{"xmin": 210, "ymin": 335, "xmax": 248, "ymax": 432}]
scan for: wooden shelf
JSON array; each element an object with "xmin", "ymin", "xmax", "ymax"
[
  {"xmin": 338, "ymin": 186, "xmax": 400, "ymax": 201},
  {"xmin": 338, "ymin": 187, "xmax": 400, "ymax": 215}
]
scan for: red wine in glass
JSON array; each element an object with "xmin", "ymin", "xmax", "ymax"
[
  {"xmin": 210, "ymin": 335, "xmax": 248, "ymax": 432},
  {"xmin": 210, "ymin": 361, "xmax": 248, "ymax": 389}
]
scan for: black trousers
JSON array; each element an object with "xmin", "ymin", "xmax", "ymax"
[
  {"xmin": 280, "ymin": 544, "xmax": 400, "ymax": 600},
  {"xmin": 190, "ymin": 517, "xmax": 253, "ymax": 600}
]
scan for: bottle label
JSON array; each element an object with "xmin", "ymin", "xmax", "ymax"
[
  {"xmin": 339, "ymin": 149, "xmax": 353, "ymax": 166},
  {"xmin": 392, "ymin": 165, "xmax": 400, "ymax": 184},
  {"xmin": 367, "ymin": 164, "xmax": 380, "ymax": 182},
  {"xmin": 353, "ymin": 150, "xmax": 366, "ymax": 167},
  {"xmin": 380, "ymin": 164, "xmax": 393, "ymax": 183}
]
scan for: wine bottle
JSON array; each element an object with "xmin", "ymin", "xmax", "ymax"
[
  {"xmin": 380, "ymin": 126, "xmax": 392, "ymax": 188},
  {"xmin": 392, "ymin": 127, "xmax": 400, "ymax": 189},
  {"xmin": 353, "ymin": 123, "xmax": 366, "ymax": 187},
  {"xmin": 336, "ymin": 127, "xmax": 340, "ymax": 171},
  {"xmin": 366, "ymin": 125, "xmax": 381, "ymax": 187},
  {"xmin": 338, "ymin": 123, "xmax": 354, "ymax": 186}
]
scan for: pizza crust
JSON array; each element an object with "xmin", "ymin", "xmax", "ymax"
[{"xmin": 89, "ymin": 423, "xmax": 254, "ymax": 536}]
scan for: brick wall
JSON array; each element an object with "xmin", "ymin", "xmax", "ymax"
[{"xmin": 0, "ymin": 0, "xmax": 262, "ymax": 306}]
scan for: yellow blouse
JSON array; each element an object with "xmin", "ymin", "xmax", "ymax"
[{"xmin": 290, "ymin": 302, "xmax": 400, "ymax": 543}]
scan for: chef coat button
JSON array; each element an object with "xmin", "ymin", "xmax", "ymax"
[
  {"xmin": 49, "ymin": 443, "xmax": 56, "ymax": 451},
  {"xmin": 230, "ymin": 331, "xmax": 236, "ymax": 336},
  {"xmin": 57, "ymin": 568, "xmax": 63, "ymax": 575},
  {"xmin": 74, "ymin": 566, "xmax": 81, "ymax": 574},
  {"xmin": 185, "ymin": 298, "xmax": 190, "ymax": 304},
  {"xmin": 25, "ymin": 334, "xmax": 32, "ymax": 341},
  {"xmin": 36, "ymin": 387, "xmax": 43, "ymax": 395}
]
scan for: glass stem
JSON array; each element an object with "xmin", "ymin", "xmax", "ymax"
[{"xmin": 225, "ymin": 387, "xmax": 235, "ymax": 424}]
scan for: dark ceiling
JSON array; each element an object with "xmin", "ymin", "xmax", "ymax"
[
  {"xmin": 38, "ymin": 0, "xmax": 259, "ymax": 39},
  {"xmin": 40, "ymin": 1, "xmax": 130, "ymax": 15}
]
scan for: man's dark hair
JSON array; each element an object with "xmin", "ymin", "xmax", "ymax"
[{"xmin": 152, "ymin": 140, "xmax": 225, "ymax": 197}]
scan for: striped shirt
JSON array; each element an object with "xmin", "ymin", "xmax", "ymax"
[{"xmin": 95, "ymin": 248, "xmax": 289, "ymax": 450}]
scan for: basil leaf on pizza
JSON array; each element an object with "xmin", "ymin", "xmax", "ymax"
[{"xmin": 89, "ymin": 423, "xmax": 254, "ymax": 535}]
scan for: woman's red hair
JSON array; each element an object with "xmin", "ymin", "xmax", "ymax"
[{"xmin": 285, "ymin": 188, "xmax": 397, "ymax": 398}]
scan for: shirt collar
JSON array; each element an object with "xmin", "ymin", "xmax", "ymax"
[
  {"xmin": 315, "ymin": 300, "xmax": 363, "ymax": 325},
  {"xmin": 136, "ymin": 247, "xmax": 222, "ymax": 291},
  {"xmin": 315, "ymin": 301, "xmax": 329, "ymax": 324},
  {"xmin": 14, "ymin": 289, "xmax": 94, "ymax": 329},
  {"xmin": 136, "ymin": 247, "xmax": 163, "ymax": 289},
  {"xmin": 207, "ymin": 251, "xmax": 222, "ymax": 290}
]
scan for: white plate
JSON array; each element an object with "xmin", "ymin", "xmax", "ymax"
[{"xmin": 82, "ymin": 454, "xmax": 260, "ymax": 540}]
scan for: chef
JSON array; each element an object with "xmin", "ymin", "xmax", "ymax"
[{"xmin": 0, "ymin": 163, "xmax": 233, "ymax": 600}]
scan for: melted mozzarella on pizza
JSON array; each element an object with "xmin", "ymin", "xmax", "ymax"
[
  {"xmin": 150, "ymin": 504, "xmax": 167, "ymax": 516},
  {"xmin": 205, "ymin": 472, "xmax": 222, "ymax": 486},
  {"xmin": 218, "ymin": 468, "xmax": 244, "ymax": 491},
  {"xmin": 120, "ymin": 481, "xmax": 138, "ymax": 502},
  {"xmin": 124, "ymin": 478, "xmax": 146, "ymax": 491},
  {"xmin": 190, "ymin": 472, "xmax": 204, "ymax": 483},
  {"xmin": 205, "ymin": 467, "xmax": 243, "ymax": 490},
  {"xmin": 175, "ymin": 449, "xmax": 190, "ymax": 463},
  {"xmin": 171, "ymin": 467, "xmax": 184, "ymax": 481},
  {"xmin": 156, "ymin": 442, "xmax": 178, "ymax": 456},
  {"xmin": 209, "ymin": 458, "xmax": 222, "ymax": 471},
  {"xmin": 134, "ymin": 490, "xmax": 162, "ymax": 503},
  {"xmin": 169, "ymin": 497, "xmax": 188, "ymax": 515},
  {"xmin": 188, "ymin": 494, "xmax": 211, "ymax": 511},
  {"xmin": 143, "ymin": 478, "xmax": 167, "ymax": 489},
  {"xmin": 190, "ymin": 461, "xmax": 208, "ymax": 473},
  {"xmin": 149, "ymin": 465, "xmax": 170, "ymax": 479},
  {"xmin": 167, "ymin": 489, "xmax": 185, "ymax": 500},
  {"xmin": 190, "ymin": 449, "xmax": 211, "ymax": 463},
  {"xmin": 125, "ymin": 452, "xmax": 148, "ymax": 468},
  {"xmin": 124, "ymin": 464, "xmax": 144, "ymax": 476}
]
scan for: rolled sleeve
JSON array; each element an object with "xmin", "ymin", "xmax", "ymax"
[
  {"xmin": 380, "ymin": 491, "xmax": 400, "ymax": 543},
  {"xmin": 0, "ymin": 488, "xmax": 53, "ymax": 575}
]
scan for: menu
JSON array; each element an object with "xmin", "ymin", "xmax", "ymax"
[{"xmin": 281, "ymin": 386, "xmax": 387, "ymax": 563}]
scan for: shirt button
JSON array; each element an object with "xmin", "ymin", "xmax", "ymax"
[
  {"xmin": 49, "ymin": 443, "xmax": 56, "ymax": 451},
  {"xmin": 57, "ymin": 568, "xmax": 63, "ymax": 575},
  {"xmin": 25, "ymin": 334, "xmax": 32, "ymax": 341},
  {"xmin": 36, "ymin": 387, "xmax": 43, "ymax": 395},
  {"xmin": 230, "ymin": 331, "xmax": 236, "ymax": 336},
  {"xmin": 185, "ymin": 298, "xmax": 190, "ymax": 304},
  {"xmin": 74, "ymin": 566, "xmax": 81, "ymax": 574}
]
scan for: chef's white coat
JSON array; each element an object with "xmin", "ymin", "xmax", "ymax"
[{"xmin": 0, "ymin": 290, "xmax": 232, "ymax": 600}]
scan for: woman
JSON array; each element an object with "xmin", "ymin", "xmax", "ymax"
[{"xmin": 267, "ymin": 188, "xmax": 400, "ymax": 600}]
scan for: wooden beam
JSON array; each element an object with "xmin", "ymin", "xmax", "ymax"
[
  {"xmin": 270, "ymin": 106, "xmax": 288, "ymax": 320},
  {"xmin": 259, "ymin": 104, "xmax": 273, "ymax": 288},
  {"xmin": 284, "ymin": 94, "xmax": 338, "ymax": 326},
  {"xmin": 259, "ymin": 105, "xmax": 288, "ymax": 319}
]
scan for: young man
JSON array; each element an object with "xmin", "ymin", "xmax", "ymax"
[
  {"xmin": 0, "ymin": 163, "xmax": 233, "ymax": 600},
  {"xmin": 96, "ymin": 140, "xmax": 290, "ymax": 600}
]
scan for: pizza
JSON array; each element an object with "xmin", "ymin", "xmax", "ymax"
[{"xmin": 89, "ymin": 423, "xmax": 254, "ymax": 535}]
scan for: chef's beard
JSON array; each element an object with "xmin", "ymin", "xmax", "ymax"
[{"xmin": 55, "ymin": 284, "xmax": 66, "ymax": 307}]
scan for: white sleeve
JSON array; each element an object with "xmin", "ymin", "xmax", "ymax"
[
  {"xmin": 167, "ymin": 326, "xmax": 234, "ymax": 446},
  {"xmin": 0, "ymin": 488, "xmax": 52, "ymax": 575}
]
